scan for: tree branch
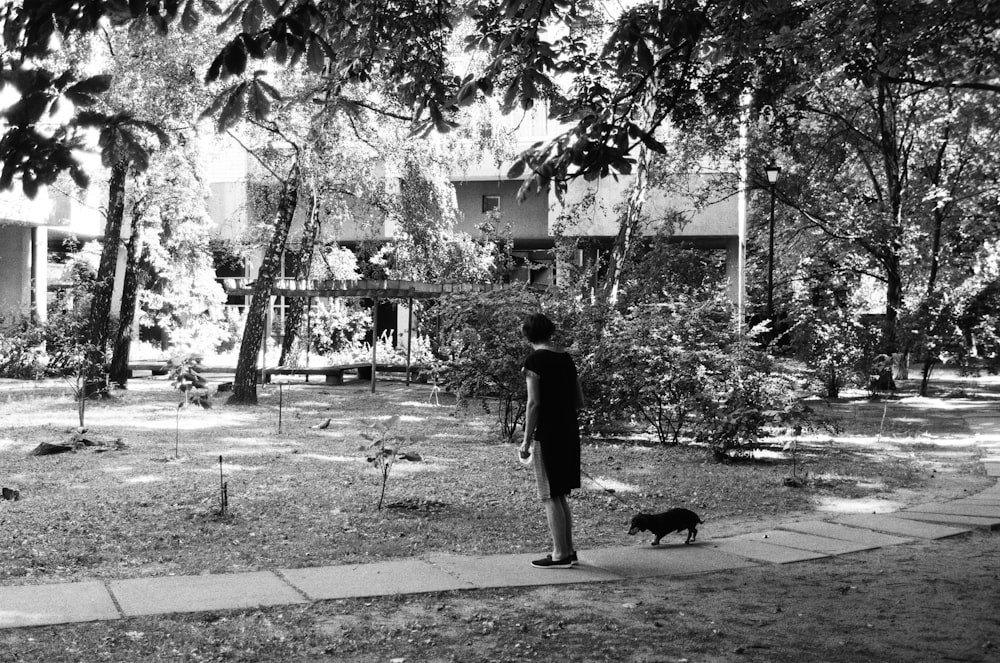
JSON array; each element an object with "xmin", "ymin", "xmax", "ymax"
[{"xmin": 879, "ymin": 74, "xmax": 1000, "ymax": 94}]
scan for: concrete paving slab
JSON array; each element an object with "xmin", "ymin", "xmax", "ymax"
[
  {"xmin": 833, "ymin": 513, "xmax": 971, "ymax": 539},
  {"xmin": 110, "ymin": 571, "xmax": 306, "ymax": 617},
  {"xmin": 904, "ymin": 502, "xmax": 1000, "ymax": 518},
  {"xmin": 972, "ymin": 486, "xmax": 1000, "ymax": 500},
  {"xmin": 281, "ymin": 559, "xmax": 474, "ymax": 600},
  {"xmin": 777, "ymin": 521, "xmax": 913, "ymax": 547},
  {"xmin": 709, "ymin": 537, "xmax": 830, "ymax": 564},
  {"xmin": 738, "ymin": 530, "xmax": 876, "ymax": 555},
  {"xmin": 581, "ymin": 543, "xmax": 757, "ymax": 578},
  {"xmin": 0, "ymin": 581, "xmax": 120, "ymax": 628},
  {"xmin": 427, "ymin": 552, "xmax": 622, "ymax": 588},
  {"xmin": 891, "ymin": 511, "xmax": 1000, "ymax": 530},
  {"xmin": 957, "ymin": 495, "xmax": 1000, "ymax": 505}
]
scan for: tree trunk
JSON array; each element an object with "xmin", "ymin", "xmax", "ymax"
[
  {"xmin": 228, "ymin": 162, "xmax": 300, "ymax": 405},
  {"xmin": 873, "ymin": 253, "xmax": 903, "ymax": 392},
  {"xmin": 109, "ymin": 204, "xmax": 143, "ymax": 387},
  {"xmin": 278, "ymin": 186, "xmax": 321, "ymax": 366},
  {"xmin": 601, "ymin": 144, "xmax": 650, "ymax": 305},
  {"xmin": 919, "ymin": 355, "xmax": 935, "ymax": 396},
  {"xmin": 86, "ymin": 159, "xmax": 128, "ymax": 376}
]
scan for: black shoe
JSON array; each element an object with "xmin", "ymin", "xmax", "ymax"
[
  {"xmin": 532, "ymin": 554, "xmax": 574, "ymax": 569},
  {"xmin": 546, "ymin": 551, "xmax": 578, "ymax": 566}
]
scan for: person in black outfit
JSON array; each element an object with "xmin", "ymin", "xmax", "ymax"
[{"xmin": 519, "ymin": 313, "xmax": 585, "ymax": 569}]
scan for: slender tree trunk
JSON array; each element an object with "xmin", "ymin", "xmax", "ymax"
[
  {"xmin": 918, "ymin": 130, "xmax": 952, "ymax": 397},
  {"xmin": 87, "ymin": 159, "xmax": 129, "ymax": 379},
  {"xmin": 109, "ymin": 205, "xmax": 143, "ymax": 387},
  {"xmin": 875, "ymin": 76, "xmax": 906, "ymax": 390},
  {"xmin": 601, "ymin": 144, "xmax": 650, "ymax": 305},
  {"xmin": 228, "ymin": 162, "xmax": 300, "ymax": 405},
  {"xmin": 278, "ymin": 186, "xmax": 321, "ymax": 366}
]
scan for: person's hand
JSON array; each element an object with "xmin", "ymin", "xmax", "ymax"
[{"xmin": 519, "ymin": 441, "xmax": 531, "ymax": 459}]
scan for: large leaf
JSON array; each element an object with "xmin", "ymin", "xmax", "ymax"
[{"xmin": 63, "ymin": 75, "xmax": 113, "ymax": 107}]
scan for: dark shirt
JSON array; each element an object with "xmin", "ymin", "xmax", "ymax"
[
  {"xmin": 523, "ymin": 349, "xmax": 580, "ymax": 442},
  {"xmin": 523, "ymin": 349, "xmax": 581, "ymax": 495}
]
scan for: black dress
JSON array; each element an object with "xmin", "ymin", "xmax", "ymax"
[{"xmin": 523, "ymin": 349, "xmax": 581, "ymax": 498}]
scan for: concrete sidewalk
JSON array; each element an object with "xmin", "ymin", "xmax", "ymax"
[{"xmin": 3, "ymin": 476, "xmax": 997, "ymax": 630}]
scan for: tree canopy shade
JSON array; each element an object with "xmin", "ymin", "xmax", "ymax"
[
  {"xmin": 0, "ymin": 1, "xmax": 764, "ymax": 198},
  {"xmin": 5, "ymin": 1, "xmax": 999, "ymax": 198}
]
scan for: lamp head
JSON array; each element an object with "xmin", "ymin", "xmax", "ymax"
[{"xmin": 765, "ymin": 163, "xmax": 781, "ymax": 185}]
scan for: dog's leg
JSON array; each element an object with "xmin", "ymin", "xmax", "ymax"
[{"xmin": 651, "ymin": 535, "xmax": 662, "ymax": 546}]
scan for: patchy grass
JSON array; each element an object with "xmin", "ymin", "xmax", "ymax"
[{"xmin": 0, "ymin": 375, "xmax": 993, "ymax": 587}]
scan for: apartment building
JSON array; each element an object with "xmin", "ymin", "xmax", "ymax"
[{"xmin": 0, "ymin": 184, "xmax": 103, "ymax": 323}]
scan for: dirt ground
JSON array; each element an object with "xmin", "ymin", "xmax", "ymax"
[
  {"xmin": 1, "ymin": 371, "xmax": 998, "ymax": 661},
  {"xmin": 2, "ymin": 529, "xmax": 997, "ymax": 662}
]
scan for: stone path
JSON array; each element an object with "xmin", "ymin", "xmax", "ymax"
[{"xmin": 2, "ymin": 416, "xmax": 999, "ymax": 630}]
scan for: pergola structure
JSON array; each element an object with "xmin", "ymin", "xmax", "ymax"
[{"xmin": 225, "ymin": 278, "xmax": 509, "ymax": 391}]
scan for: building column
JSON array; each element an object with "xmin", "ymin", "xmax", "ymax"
[{"xmin": 31, "ymin": 225, "xmax": 48, "ymax": 322}]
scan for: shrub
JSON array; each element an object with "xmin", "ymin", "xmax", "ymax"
[
  {"xmin": 572, "ymin": 273, "xmax": 738, "ymax": 445},
  {"xmin": 0, "ymin": 315, "xmax": 49, "ymax": 378},
  {"xmin": 307, "ymin": 299, "xmax": 371, "ymax": 357},
  {"xmin": 691, "ymin": 339, "xmax": 810, "ymax": 462},
  {"xmin": 591, "ymin": 302, "xmax": 731, "ymax": 445},
  {"xmin": 0, "ymin": 310, "xmax": 91, "ymax": 378},
  {"xmin": 436, "ymin": 285, "xmax": 545, "ymax": 442},
  {"xmin": 792, "ymin": 307, "xmax": 874, "ymax": 398}
]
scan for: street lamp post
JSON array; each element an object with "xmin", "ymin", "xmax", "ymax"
[{"xmin": 765, "ymin": 163, "xmax": 781, "ymax": 321}]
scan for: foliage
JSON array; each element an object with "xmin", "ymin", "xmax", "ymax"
[
  {"xmin": 0, "ymin": 309, "xmax": 94, "ymax": 380},
  {"xmin": 750, "ymin": 0, "xmax": 1000, "ymax": 359},
  {"xmin": 582, "ymin": 295, "xmax": 735, "ymax": 446},
  {"xmin": 306, "ymin": 300, "xmax": 371, "ymax": 358},
  {"xmin": 169, "ymin": 356, "xmax": 212, "ymax": 409},
  {"xmin": 0, "ymin": 315, "xmax": 51, "ymax": 379},
  {"xmin": 788, "ymin": 268, "xmax": 882, "ymax": 398},
  {"xmin": 368, "ymin": 157, "xmax": 501, "ymax": 284},
  {"xmin": 690, "ymin": 341, "xmax": 809, "ymax": 462},
  {"xmin": 436, "ymin": 285, "xmax": 545, "ymax": 442},
  {"xmin": 795, "ymin": 311, "xmax": 875, "ymax": 399},
  {"xmin": 362, "ymin": 415, "xmax": 425, "ymax": 511},
  {"xmin": 5, "ymin": 0, "xmax": 1000, "ymax": 204},
  {"xmin": 169, "ymin": 354, "xmax": 211, "ymax": 458}
]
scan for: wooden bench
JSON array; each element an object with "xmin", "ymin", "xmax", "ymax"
[
  {"xmin": 263, "ymin": 363, "xmax": 372, "ymax": 385},
  {"xmin": 127, "ymin": 363, "xmax": 240, "ymax": 378},
  {"xmin": 127, "ymin": 362, "xmax": 171, "ymax": 377},
  {"xmin": 129, "ymin": 362, "xmax": 380, "ymax": 385}
]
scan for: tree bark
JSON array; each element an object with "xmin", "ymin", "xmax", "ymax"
[
  {"xmin": 228, "ymin": 162, "xmax": 300, "ymax": 405},
  {"xmin": 278, "ymin": 186, "xmax": 321, "ymax": 366},
  {"xmin": 87, "ymin": 159, "xmax": 129, "ymax": 378},
  {"xmin": 601, "ymin": 144, "xmax": 650, "ymax": 306},
  {"xmin": 109, "ymin": 204, "xmax": 143, "ymax": 387}
]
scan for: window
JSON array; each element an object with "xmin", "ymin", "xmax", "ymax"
[
  {"xmin": 482, "ymin": 194, "xmax": 500, "ymax": 213},
  {"xmin": 271, "ymin": 250, "xmax": 301, "ymax": 334}
]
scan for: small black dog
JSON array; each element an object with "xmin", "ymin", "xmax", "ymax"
[{"xmin": 629, "ymin": 508, "xmax": 704, "ymax": 545}]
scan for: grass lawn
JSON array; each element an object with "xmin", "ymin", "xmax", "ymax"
[{"xmin": 0, "ymin": 373, "xmax": 991, "ymax": 585}]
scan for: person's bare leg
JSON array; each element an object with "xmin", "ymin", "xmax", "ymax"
[
  {"xmin": 544, "ymin": 498, "xmax": 571, "ymax": 560},
  {"xmin": 558, "ymin": 495, "xmax": 573, "ymax": 555}
]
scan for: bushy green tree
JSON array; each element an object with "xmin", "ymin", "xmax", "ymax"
[
  {"xmin": 691, "ymin": 339, "xmax": 807, "ymax": 462},
  {"xmin": 436, "ymin": 285, "xmax": 546, "ymax": 442}
]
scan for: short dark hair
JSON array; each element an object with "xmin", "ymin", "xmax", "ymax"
[{"xmin": 522, "ymin": 313, "xmax": 555, "ymax": 343}]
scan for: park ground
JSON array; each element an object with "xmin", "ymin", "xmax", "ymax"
[{"xmin": 0, "ymin": 370, "xmax": 997, "ymax": 661}]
